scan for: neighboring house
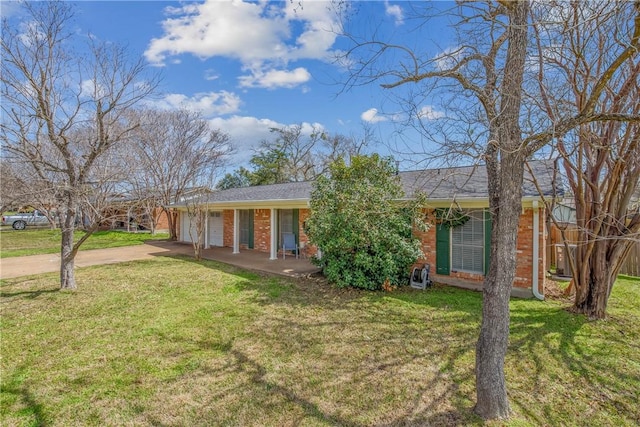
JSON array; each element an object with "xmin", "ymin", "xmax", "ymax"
[{"xmin": 173, "ymin": 160, "xmax": 560, "ymax": 299}]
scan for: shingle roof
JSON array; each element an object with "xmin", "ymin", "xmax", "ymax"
[
  {"xmin": 187, "ymin": 159, "xmax": 559, "ymax": 206},
  {"xmin": 200, "ymin": 180, "xmax": 314, "ymax": 204},
  {"xmin": 399, "ymin": 159, "xmax": 559, "ymax": 200}
]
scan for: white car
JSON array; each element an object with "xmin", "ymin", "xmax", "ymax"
[{"xmin": 1, "ymin": 210, "xmax": 51, "ymax": 230}]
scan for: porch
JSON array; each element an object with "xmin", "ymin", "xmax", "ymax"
[{"xmin": 183, "ymin": 243, "xmax": 321, "ymax": 278}]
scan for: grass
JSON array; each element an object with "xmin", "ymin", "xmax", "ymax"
[
  {"xmin": 0, "ymin": 229, "xmax": 170, "ymax": 258},
  {"xmin": 1, "ymin": 257, "xmax": 639, "ymax": 426}
]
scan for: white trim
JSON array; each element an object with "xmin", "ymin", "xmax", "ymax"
[
  {"xmin": 532, "ymin": 201, "xmax": 544, "ymax": 300},
  {"xmin": 270, "ymin": 208, "xmax": 278, "ymax": 260},
  {"xmin": 233, "ymin": 209, "xmax": 240, "ymax": 254}
]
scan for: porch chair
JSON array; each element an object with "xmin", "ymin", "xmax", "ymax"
[
  {"xmin": 410, "ymin": 263, "xmax": 433, "ymax": 290},
  {"xmin": 281, "ymin": 232, "xmax": 299, "ymax": 259}
]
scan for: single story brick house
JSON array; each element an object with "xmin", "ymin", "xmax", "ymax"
[{"xmin": 173, "ymin": 160, "xmax": 559, "ymax": 299}]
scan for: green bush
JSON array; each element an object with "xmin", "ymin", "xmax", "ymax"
[{"xmin": 306, "ymin": 155, "xmax": 425, "ymax": 290}]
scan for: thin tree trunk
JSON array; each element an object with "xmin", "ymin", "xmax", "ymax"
[{"xmin": 60, "ymin": 204, "xmax": 77, "ymax": 290}]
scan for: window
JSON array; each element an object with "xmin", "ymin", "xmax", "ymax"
[
  {"xmin": 278, "ymin": 209, "xmax": 298, "ymax": 246},
  {"xmin": 239, "ymin": 210, "xmax": 253, "ymax": 248},
  {"xmin": 451, "ymin": 210, "xmax": 484, "ymax": 274}
]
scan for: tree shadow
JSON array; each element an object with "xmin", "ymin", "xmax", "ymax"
[
  {"xmin": 1, "ymin": 367, "xmax": 48, "ymax": 426},
  {"xmin": 1, "ymin": 288, "xmax": 59, "ymax": 300},
  {"xmin": 508, "ymin": 301, "xmax": 639, "ymax": 424}
]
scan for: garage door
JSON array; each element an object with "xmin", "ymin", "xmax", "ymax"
[
  {"xmin": 181, "ymin": 213, "xmax": 197, "ymax": 243},
  {"xmin": 208, "ymin": 211, "xmax": 223, "ymax": 247}
]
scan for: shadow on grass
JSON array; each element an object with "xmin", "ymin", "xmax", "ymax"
[
  {"xmin": 229, "ymin": 348, "xmax": 360, "ymax": 427},
  {"xmin": 123, "ymin": 254, "xmax": 483, "ymax": 424},
  {"xmin": 0, "ymin": 288, "xmax": 59, "ymax": 300},
  {"xmin": 508, "ymin": 301, "xmax": 640, "ymax": 424},
  {"xmin": 1, "ymin": 368, "xmax": 48, "ymax": 427}
]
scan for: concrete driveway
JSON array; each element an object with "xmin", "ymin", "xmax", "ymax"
[
  {"xmin": 0, "ymin": 241, "xmax": 320, "ymax": 280},
  {"xmin": 0, "ymin": 241, "xmax": 192, "ymax": 280}
]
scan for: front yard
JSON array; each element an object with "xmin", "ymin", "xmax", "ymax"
[
  {"xmin": 1, "ymin": 256, "xmax": 639, "ymax": 426},
  {"xmin": 0, "ymin": 229, "xmax": 170, "ymax": 258}
]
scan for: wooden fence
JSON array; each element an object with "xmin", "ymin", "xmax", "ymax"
[{"xmin": 548, "ymin": 225, "xmax": 640, "ymax": 277}]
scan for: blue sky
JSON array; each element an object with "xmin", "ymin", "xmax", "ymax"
[{"xmin": 2, "ymin": 1, "xmax": 455, "ymax": 170}]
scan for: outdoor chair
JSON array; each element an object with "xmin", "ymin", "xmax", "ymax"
[{"xmin": 281, "ymin": 232, "xmax": 299, "ymax": 259}]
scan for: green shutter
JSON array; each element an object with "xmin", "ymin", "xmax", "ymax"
[
  {"xmin": 435, "ymin": 223, "xmax": 450, "ymax": 275},
  {"xmin": 248, "ymin": 209, "xmax": 254, "ymax": 249},
  {"xmin": 484, "ymin": 209, "xmax": 492, "ymax": 275},
  {"xmin": 293, "ymin": 209, "xmax": 299, "ymax": 243}
]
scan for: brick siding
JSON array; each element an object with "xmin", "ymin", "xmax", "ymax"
[{"xmin": 415, "ymin": 207, "xmax": 548, "ymax": 292}]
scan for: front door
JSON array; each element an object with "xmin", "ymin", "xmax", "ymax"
[{"xmin": 208, "ymin": 211, "xmax": 223, "ymax": 247}]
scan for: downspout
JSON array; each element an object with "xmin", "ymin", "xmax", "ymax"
[{"xmin": 532, "ymin": 201, "xmax": 544, "ymax": 300}]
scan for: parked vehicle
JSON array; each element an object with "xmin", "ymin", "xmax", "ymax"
[{"xmin": 1, "ymin": 210, "xmax": 51, "ymax": 230}]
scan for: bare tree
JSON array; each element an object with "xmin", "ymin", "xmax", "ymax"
[
  {"xmin": 527, "ymin": 4, "xmax": 640, "ymax": 317},
  {"xmin": 1, "ymin": 1, "xmax": 158, "ymax": 290},
  {"xmin": 220, "ymin": 124, "xmax": 374, "ymax": 188},
  {"xmin": 126, "ymin": 108, "xmax": 231, "ymax": 240},
  {"xmin": 337, "ymin": 0, "xmax": 640, "ymax": 419},
  {"xmin": 184, "ymin": 195, "xmax": 209, "ymax": 261}
]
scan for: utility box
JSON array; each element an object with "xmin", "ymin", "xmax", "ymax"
[{"xmin": 555, "ymin": 244, "xmax": 576, "ymax": 277}]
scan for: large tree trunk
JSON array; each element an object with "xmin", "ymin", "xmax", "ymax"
[
  {"xmin": 60, "ymin": 203, "xmax": 78, "ymax": 290},
  {"xmin": 474, "ymin": 1, "xmax": 529, "ymax": 419},
  {"xmin": 165, "ymin": 207, "xmax": 178, "ymax": 241},
  {"xmin": 475, "ymin": 155, "xmax": 524, "ymax": 419},
  {"xmin": 573, "ymin": 238, "xmax": 632, "ymax": 319}
]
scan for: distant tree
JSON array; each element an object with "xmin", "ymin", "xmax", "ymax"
[
  {"xmin": 0, "ymin": 162, "xmax": 32, "ymax": 213},
  {"xmin": 126, "ymin": 108, "xmax": 231, "ymax": 240},
  {"xmin": 183, "ymin": 195, "xmax": 208, "ymax": 260},
  {"xmin": 306, "ymin": 154, "xmax": 425, "ymax": 290},
  {"xmin": 1, "ymin": 1, "xmax": 158, "ymax": 290},
  {"xmin": 221, "ymin": 124, "xmax": 375, "ymax": 187},
  {"xmin": 216, "ymin": 167, "xmax": 252, "ymax": 190}
]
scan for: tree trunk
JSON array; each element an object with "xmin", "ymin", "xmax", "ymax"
[
  {"xmin": 165, "ymin": 207, "xmax": 178, "ymax": 241},
  {"xmin": 59, "ymin": 205, "xmax": 78, "ymax": 290},
  {"xmin": 474, "ymin": 156, "xmax": 524, "ymax": 419},
  {"xmin": 475, "ymin": 2, "xmax": 529, "ymax": 419},
  {"xmin": 573, "ymin": 240, "xmax": 623, "ymax": 319}
]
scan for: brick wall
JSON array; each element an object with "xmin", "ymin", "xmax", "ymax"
[
  {"xmin": 153, "ymin": 207, "xmax": 170, "ymax": 231},
  {"xmin": 223, "ymin": 210, "xmax": 234, "ymax": 247},
  {"xmin": 414, "ymin": 207, "xmax": 548, "ymax": 292},
  {"xmin": 253, "ymin": 209, "xmax": 271, "ymax": 252}
]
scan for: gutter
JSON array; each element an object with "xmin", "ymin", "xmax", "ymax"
[{"xmin": 532, "ymin": 201, "xmax": 544, "ymax": 300}]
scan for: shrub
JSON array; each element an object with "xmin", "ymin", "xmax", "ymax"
[{"xmin": 306, "ymin": 155, "xmax": 425, "ymax": 290}]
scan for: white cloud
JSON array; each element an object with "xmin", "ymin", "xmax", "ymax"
[
  {"xmin": 417, "ymin": 105, "xmax": 445, "ymax": 120},
  {"xmin": 433, "ymin": 46, "xmax": 466, "ymax": 71},
  {"xmin": 385, "ymin": 1, "xmax": 404, "ymax": 25},
  {"xmin": 209, "ymin": 116, "xmax": 324, "ymax": 164},
  {"xmin": 203, "ymin": 69, "xmax": 219, "ymax": 81},
  {"xmin": 144, "ymin": 0, "xmax": 341, "ymax": 89},
  {"xmin": 80, "ymin": 79, "xmax": 105, "ymax": 98},
  {"xmin": 238, "ymin": 67, "xmax": 311, "ymax": 89},
  {"xmin": 151, "ymin": 91, "xmax": 241, "ymax": 116},
  {"xmin": 361, "ymin": 108, "xmax": 387, "ymax": 124}
]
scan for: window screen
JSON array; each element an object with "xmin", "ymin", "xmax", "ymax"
[{"xmin": 451, "ymin": 210, "xmax": 484, "ymax": 274}]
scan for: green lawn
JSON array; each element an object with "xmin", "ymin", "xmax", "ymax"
[
  {"xmin": 1, "ymin": 258, "xmax": 639, "ymax": 426},
  {"xmin": 0, "ymin": 229, "xmax": 170, "ymax": 258}
]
